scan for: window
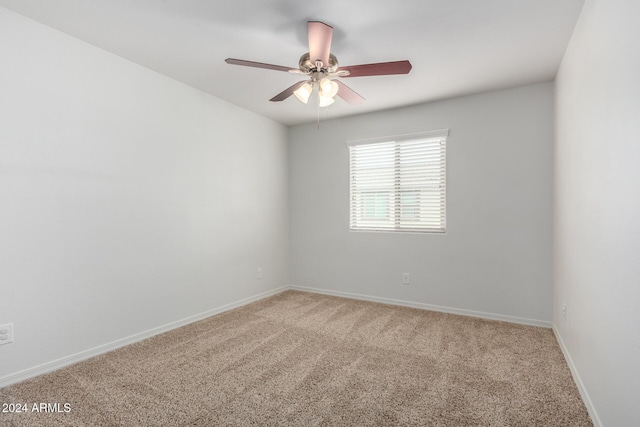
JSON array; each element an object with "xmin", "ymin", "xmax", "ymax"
[{"xmin": 348, "ymin": 130, "xmax": 447, "ymax": 233}]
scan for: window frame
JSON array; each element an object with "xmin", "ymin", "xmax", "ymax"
[{"xmin": 347, "ymin": 129, "xmax": 448, "ymax": 234}]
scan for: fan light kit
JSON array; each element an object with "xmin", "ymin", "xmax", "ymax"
[
  {"xmin": 295, "ymin": 78, "xmax": 338, "ymax": 106},
  {"xmin": 226, "ymin": 21, "xmax": 412, "ymax": 108}
]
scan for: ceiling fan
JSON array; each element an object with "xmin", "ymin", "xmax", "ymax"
[{"xmin": 225, "ymin": 21, "xmax": 412, "ymax": 107}]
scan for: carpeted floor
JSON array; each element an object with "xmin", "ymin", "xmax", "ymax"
[{"xmin": 0, "ymin": 290, "xmax": 592, "ymax": 426}]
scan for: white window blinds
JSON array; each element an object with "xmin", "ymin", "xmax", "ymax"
[{"xmin": 348, "ymin": 130, "xmax": 448, "ymax": 233}]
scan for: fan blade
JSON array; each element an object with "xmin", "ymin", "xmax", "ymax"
[
  {"xmin": 225, "ymin": 58, "xmax": 293, "ymax": 72},
  {"xmin": 308, "ymin": 21, "xmax": 333, "ymax": 67},
  {"xmin": 339, "ymin": 60, "xmax": 412, "ymax": 77},
  {"xmin": 270, "ymin": 81, "xmax": 307, "ymax": 102},
  {"xmin": 335, "ymin": 80, "xmax": 365, "ymax": 105}
]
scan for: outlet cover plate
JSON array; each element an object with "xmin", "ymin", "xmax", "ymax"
[{"xmin": 0, "ymin": 323, "xmax": 13, "ymax": 346}]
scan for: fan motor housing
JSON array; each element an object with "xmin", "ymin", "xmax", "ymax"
[{"xmin": 299, "ymin": 52, "xmax": 338, "ymax": 73}]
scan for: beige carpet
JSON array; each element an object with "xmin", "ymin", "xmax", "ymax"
[{"xmin": 0, "ymin": 290, "xmax": 592, "ymax": 426}]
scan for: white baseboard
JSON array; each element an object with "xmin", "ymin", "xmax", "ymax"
[
  {"xmin": 552, "ymin": 325, "xmax": 601, "ymax": 427},
  {"xmin": 0, "ymin": 286, "xmax": 289, "ymax": 389},
  {"xmin": 288, "ymin": 285, "xmax": 553, "ymax": 328}
]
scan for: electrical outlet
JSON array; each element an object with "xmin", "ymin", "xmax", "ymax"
[
  {"xmin": 0, "ymin": 323, "xmax": 13, "ymax": 346},
  {"xmin": 402, "ymin": 273, "xmax": 410, "ymax": 285},
  {"xmin": 257, "ymin": 268, "xmax": 262, "ymax": 279},
  {"xmin": 562, "ymin": 303, "xmax": 567, "ymax": 320}
]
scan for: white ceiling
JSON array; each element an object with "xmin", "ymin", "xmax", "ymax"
[{"xmin": 0, "ymin": 0, "xmax": 585, "ymax": 126}]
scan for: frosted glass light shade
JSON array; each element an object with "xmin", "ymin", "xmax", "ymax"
[
  {"xmin": 319, "ymin": 78, "xmax": 339, "ymax": 98},
  {"xmin": 294, "ymin": 82, "xmax": 313, "ymax": 104},
  {"xmin": 318, "ymin": 94, "xmax": 335, "ymax": 107}
]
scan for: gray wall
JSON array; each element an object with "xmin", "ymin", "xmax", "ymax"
[
  {"xmin": 0, "ymin": 8, "xmax": 289, "ymax": 381},
  {"xmin": 289, "ymin": 82, "xmax": 554, "ymax": 324},
  {"xmin": 554, "ymin": 0, "xmax": 640, "ymax": 424}
]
